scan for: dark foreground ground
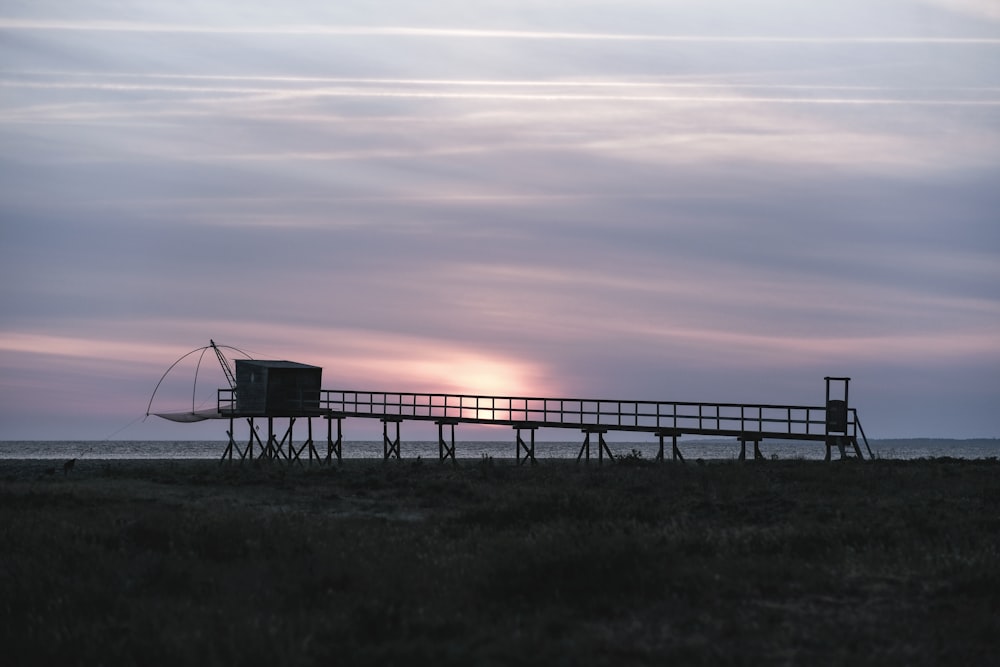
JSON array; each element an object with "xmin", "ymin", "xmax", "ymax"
[{"xmin": 1, "ymin": 457, "xmax": 998, "ymax": 666}]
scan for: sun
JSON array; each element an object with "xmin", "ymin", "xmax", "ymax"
[
  {"xmin": 316, "ymin": 332, "xmax": 557, "ymax": 422},
  {"xmin": 445, "ymin": 356, "xmax": 536, "ymax": 420}
]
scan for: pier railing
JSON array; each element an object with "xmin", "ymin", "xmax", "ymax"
[{"xmin": 313, "ymin": 389, "xmax": 851, "ymax": 440}]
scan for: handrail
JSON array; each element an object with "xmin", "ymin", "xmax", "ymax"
[
  {"xmin": 310, "ymin": 389, "xmax": 842, "ymax": 438},
  {"xmin": 218, "ymin": 389, "xmax": 235, "ymax": 414}
]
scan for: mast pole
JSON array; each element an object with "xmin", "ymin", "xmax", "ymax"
[{"xmin": 210, "ymin": 339, "xmax": 238, "ymax": 391}]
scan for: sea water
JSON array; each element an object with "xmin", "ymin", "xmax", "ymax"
[{"xmin": 1, "ymin": 439, "xmax": 997, "ymax": 460}]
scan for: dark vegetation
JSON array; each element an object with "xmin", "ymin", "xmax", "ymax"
[{"xmin": 2, "ymin": 457, "xmax": 999, "ymax": 666}]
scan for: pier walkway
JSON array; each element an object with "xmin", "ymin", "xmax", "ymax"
[{"xmin": 214, "ymin": 378, "xmax": 871, "ymax": 464}]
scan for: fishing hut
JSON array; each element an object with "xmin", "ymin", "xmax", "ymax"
[
  {"xmin": 217, "ymin": 360, "xmax": 324, "ymax": 462},
  {"xmin": 148, "ymin": 342, "xmax": 326, "ymax": 462}
]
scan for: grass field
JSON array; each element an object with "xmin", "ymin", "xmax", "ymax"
[{"xmin": 2, "ymin": 457, "xmax": 998, "ymax": 666}]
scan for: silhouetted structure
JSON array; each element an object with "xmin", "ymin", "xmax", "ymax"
[
  {"xmin": 216, "ymin": 377, "xmax": 871, "ymax": 464},
  {"xmin": 152, "ymin": 344, "xmax": 872, "ymax": 464}
]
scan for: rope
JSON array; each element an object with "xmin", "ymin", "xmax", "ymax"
[{"xmin": 70, "ymin": 414, "xmax": 147, "ymax": 459}]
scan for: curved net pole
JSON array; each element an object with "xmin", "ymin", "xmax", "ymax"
[
  {"xmin": 145, "ymin": 345, "xmax": 209, "ymax": 418},
  {"xmin": 145, "ymin": 342, "xmax": 256, "ymax": 418},
  {"xmin": 215, "ymin": 344, "xmax": 254, "ymax": 365}
]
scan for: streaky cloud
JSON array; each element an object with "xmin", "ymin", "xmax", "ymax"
[
  {"xmin": 2, "ymin": 19, "xmax": 999, "ymax": 44},
  {"xmin": 10, "ymin": 69, "xmax": 1000, "ymax": 93},
  {"xmin": 918, "ymin": 0, "xmax": 1000, "ymax": 21},
  {"xmin": 3, "ymin": 78, "xmax": 997, "ymax": 107}
]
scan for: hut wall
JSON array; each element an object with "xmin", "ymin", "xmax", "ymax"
[{"xmin": 235, "ymin": 360, "xmax": 322, "ymax": 415}]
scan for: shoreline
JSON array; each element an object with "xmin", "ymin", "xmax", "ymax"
[
  {"xmin": 3, "ymin": 437, "xmax": 997, "ymax": 465},
  {"xmin": 3, "ymin": 453, "xmax": 998, "ymax": 477}
]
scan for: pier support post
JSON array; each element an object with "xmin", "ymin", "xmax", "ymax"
[
  {"xmin": 221, "ymin": 416, "xmax": 236, "ymax": 463},
  {"xmin": 326, "ymin": 415, "xmax": 343, "ymax": 464},
  {"xmin": 515, "ymin": 426, "xmax": 537, "ymax": 466},
  {"xmin": 265, "ymin": 418, "xmax": 296, "ymax": 463},
  {"xmin": 220, "ymin": 417, "xmax": 317, "ymax": 465},
  {"xmin": 266, "ymin": 417, "xmax": 276, "ymax": 460},
  {"xmin": 738, "ymin": 436, "xmax": 764, "ymax": 461},
  {"xmin": 825, "ymin": 436, "xmax": 842, "ymax": 461},
  {"xmin": 219, "ymin": 417, "xmax": 246, "ymax": 463},
  {"xmin": 246, "ymin": 418, "xmax": 265, "ymax": 461},
  {"xmin": 437, "ymin": 420, "xmax": 457, "ymax": 463},
  {"xmin": 285, "ymin": 418, "xmax": 296, "ymax": 463},
  {"xmin": 383, "ymin": 418, "xmax": 402, "ymax": 460},
  {"xmin": 304, "ymin": 418, "xmax": 319, "ymax": 463},
  {"xmin": 599, "ymin": 431, "xmax": 613, "ymax": 463},
  {"xmin": 656, "ymin": 431, "xmax": 684, "ymax": 462},
  {"xmin": 579, "ymin": 429, "xmax": 613, "ymax": 464},
  {"xmin": 825, "ymin": 435, "xmax": 859, "ymax": 461},
  {"xmin": 232, "ymin": 419, "xmax": 252, "ymax": 460},
  {"xmin": 290, "ymin": 418, "xmax": 321, "ymax": 464}
]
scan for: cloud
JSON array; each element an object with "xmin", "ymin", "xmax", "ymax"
[
  {"xmin": 6, "ymin": 72, "xmax": 997, "ymax": 105},
  {"xmin": 4, "ymin": 70, "xmax": 996, "ymax": 183},
  {"xmin": 0, "ymin": 323, "xmax": 563, "ymax": 414},
  {"xmin": 7, "ymin": 77, "xmax": 999, "ymax": 108},
  {"xmin": 4, "ymin": 18, "xmax": 1000, "ymax": 42},
  {"xmin": 918, "ymin": 0, "xmax": 1000, "ymax": 21}
]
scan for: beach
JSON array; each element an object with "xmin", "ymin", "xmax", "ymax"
[{"xmin": 2, "ymin": 457, "xmax": 998, "ymax": 665}]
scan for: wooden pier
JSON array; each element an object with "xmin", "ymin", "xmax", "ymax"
[
  {"xmin": 149, "ymin": 348, "xmax": 869, "ymax": 463},
  {"xmin": 210, "ymin": 377, "xmax": 871, "ymax": 464}
]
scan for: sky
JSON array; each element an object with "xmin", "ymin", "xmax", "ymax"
[{"xmin": 1, "ymin": 1, "xmax": 998, "ymax": 442}]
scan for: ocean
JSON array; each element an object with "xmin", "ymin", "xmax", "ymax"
[{"xmin": 1, "ymin": 438, "xmax": 997, "ymax": 461}]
